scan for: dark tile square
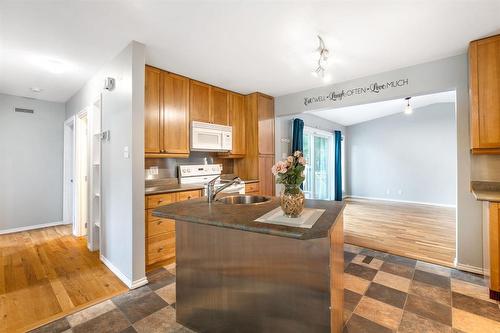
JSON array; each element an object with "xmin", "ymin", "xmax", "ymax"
[
  {"xmin": 147, "ymin": 267, "xmax": 176, "ymax": 290},
  {"xmin": 72, "ymin": 309, "xmax": 131, "ymax": 333},
  {"xmin": 380, "ymin": 262, "xmax": 414, "ymax": 279},
  {"xmin": 120, "ymin": 327, "xmax": 138, "ymax": 333},
  {"xmin": 343, "ymin": 313, "xmax": 392, "ymax": 333},
  {"xmin": 365, "ymin": 282, "xmax": 407, "ymax": 309},
  {"xmin": 344, "ymin": 289, "xmax": 363, "ymax": 311},
  {"xmin": 345, "ymin": 263, "xmax": 378, "ymax": 281},
  {"xmin": 362, "ymin": 256, "xmax": 374, "ymax": 264},
  {"xmin": 29, "ymin": 318, "xmax": 70, "ymax": 333},
  {"xmin": 385, "ymin": 254, "xmax": 417, "ymax": 268},
  {"xmin": 360, "ymin": 248, "xmax": 388, "ymax": 260},
  {"xmin": 405, "ymin": 294, "xmax": 452, "ymax": 326},
  {"xmin": 398, "ymin": 311, "xmax": 452, "ymax": 333},
  {"xmin": 452, "ymin": 292, "xmax": 500, "ymax": 322},
  {"xmin": 409, "ymin": 280, "xmax": 451, "ymax": 305},
  {"xmin": 414, "ymin": 269, "xmax": 450, "ymax": 289},
  {"xmin": 345, "ymin": 251, "xmax": 357, "ymax": 263},
  {"xmin": 117, "ymin": 291, "xmax": 168, "ymax": 323},
  {"xmin": 170, "ymin": 302, "xmax": 176, "ymax": 309},
  {"xmin": 451, "ymin": 269, "xmax": 487, "ymax": 287},
  {"xmin": 112, "ymin": 285, "xmax": 152, "ymax": 307}
]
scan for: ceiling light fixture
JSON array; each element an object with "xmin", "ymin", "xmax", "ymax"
[
  {"xmin": 404, "ymin": 97, "xmax": 413, "ymax": 115},
  {"xmin": 29, "ymin": 56, "xmax": 71, "ymax": 74},
  {"xmin": 312, "ymin": 35, "xmax": 331, "ymax": 83},
  {"xmin": 31, "ymin": 87, "xmax": 42, "ymax": 93}
]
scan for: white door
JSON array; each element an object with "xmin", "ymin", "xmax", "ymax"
[{"xmin": 63, "ymin": 118, "xmax": 75, "ymax": 225}]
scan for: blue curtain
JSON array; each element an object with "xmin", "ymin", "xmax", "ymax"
[
  {"xmin": 292, "ymin": 118, "xmax": 304, "ymax": 153},
  {"xmin": 334, "ymin": 131, "xmax": 342, "ymax": 201}
]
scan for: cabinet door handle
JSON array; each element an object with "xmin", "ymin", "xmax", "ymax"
[
  {"xmin": 156, "ymin": 221, "xmax": 163, "ymax": 225},
  {"xmin": 158, "ymin": 247, "xmax": 164, "ymax": 252}
]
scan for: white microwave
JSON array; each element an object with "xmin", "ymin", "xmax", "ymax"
[{"xmin": 191, "ymin": 121, "xmax": 232, "ymax": 152}]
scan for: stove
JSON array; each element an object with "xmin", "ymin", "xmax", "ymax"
[{"xmin": 178, "ymin": 164, "xmax": 245, "ymax": 195}]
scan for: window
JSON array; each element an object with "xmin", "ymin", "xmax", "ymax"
[{"xmin": 302, "ymin": 127, "xmax": 334, "ymax": 200}]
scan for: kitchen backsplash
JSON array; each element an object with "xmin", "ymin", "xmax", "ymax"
[
  {"xmin": 471, "ymin": 154, "xmax": 500, "ymax": 182},
  {"xmin": 145, "ymin": 152, "xmax": 216, "ymax": 180}
]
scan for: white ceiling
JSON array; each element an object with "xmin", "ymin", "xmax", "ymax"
[
  {"xmin": 0, "ymin": 1, "xmax": 499, "ymax": 103},
  {"xmin": 306, "ymin": 90, "xmax": 456, "ymax": 126}
]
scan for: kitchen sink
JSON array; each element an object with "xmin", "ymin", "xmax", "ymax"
[{"xmin": 217, "ymin": 195, "xmax": 272, "ymax": 205}]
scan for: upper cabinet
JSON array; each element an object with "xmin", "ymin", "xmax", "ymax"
[
  {"xmin": 258, "ymin": 94, "xmax": 275, "ymax": 155},
  {"xmin": 211, "ymin": 87, "xmax": 230, "ymax": 126},
  {"xmin": 144, "ymin": 66, "xmax": 189, "ymax": 158},
  {"xmin": 229, "ymin": 93, "xmax": 246, "ymax": 156},
  {"xmin": 190, "ymin": 80, "xmax": 211, "ymax": 123},
  {"xmin": 145, "ymin": 66, "xmax": 161, "ymax": 154},
  {"xmin": 162, "ymin": 72, "xmax": 190, "ymax": 155},
  {"xmin": 469, "ymin": 34, "xmax": 500, "ymax": 154}
]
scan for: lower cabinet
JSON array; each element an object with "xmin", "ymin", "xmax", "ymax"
[
  {"xmin": 244, "ymin": 181, "xmax": 260, "ymax": 194},
  {"xmin": 258, "ymin": 155, "xmax": 275, "ymax": 196},
  {"xmin": 145, "ymin": 189, "xmax": 202, "ymax": 270}
]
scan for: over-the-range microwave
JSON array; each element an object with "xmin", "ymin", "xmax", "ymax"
[{"xmin": 191, "ymin": 121, "xmax": 232, "ymax": 152}]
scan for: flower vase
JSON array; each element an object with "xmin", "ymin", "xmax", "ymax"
[{"xmin": 280, "ymin": 184, "xmax": 305, "ymax": 218}]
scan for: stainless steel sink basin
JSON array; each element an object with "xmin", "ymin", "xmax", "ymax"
[{"xmin": 217, "ymin": 195, "xmax": 272, "ymax": 205}]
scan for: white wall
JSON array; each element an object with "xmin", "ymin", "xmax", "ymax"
[
  {"xmin": 346, "ymin": 103, "xmax": 456, "ymax": 206},
  {"xmin": 65, "ymin": 41, "xmax": 146, "ymax": 288},
  {"xmin": 0, "ymin": 93, "xmax": 65, "ymax": 232},
  {"xmin": 275, "ymin": 54, "xmax": 483, "ymax": 271}
]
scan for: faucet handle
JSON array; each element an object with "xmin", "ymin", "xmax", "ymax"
[{"xmin": 208, "ymin": 175, "xmax": 220, "ymax": 185}]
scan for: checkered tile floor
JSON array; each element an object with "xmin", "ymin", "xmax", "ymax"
[{"xmin": 30, "ymin": 245, "xmax": 500, "ymax": 333}]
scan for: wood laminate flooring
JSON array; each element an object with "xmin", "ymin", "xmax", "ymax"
[
  {"xmin": 344, "ymin": 198, "xmax": 456, "ymax": 268},
  {"xmin": 0, "ymin": 225, "xmax": 127, "ymax": 333}
]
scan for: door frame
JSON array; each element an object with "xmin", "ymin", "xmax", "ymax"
[
  {"xmin": 63, "ymin": 116, "xmax": 76, "ymax": 227},
  {"xmin": 74, "ymin": 108, "xmax": 90, "ymax": 237}
]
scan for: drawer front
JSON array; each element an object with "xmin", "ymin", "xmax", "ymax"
[
  {"xmin": 178, "ymin": 190, "xmax": 202, "ymax": 201},
  {"xmin": 245, "ymin": 182, "xmax": 260, "ymax": 193},
  {"xmin": 147, "ymin": 217, "xmax": 175, "ymax": 237},
  {"xmin": 146, "ymin": 192, "xmax": 178, "ymax": 209},
  {"xmin": 147, "ymin": 232, "xmax": 175, "ymax": 265}
]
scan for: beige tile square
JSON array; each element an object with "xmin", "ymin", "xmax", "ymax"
[
  {"xmin": 451, "ymin": 278, "xmax": 495, "ymax": 303},
  {"xmin": 156, "ymin": 282, "xmax": 176, "ymax": 305},
  {"xmin": 352, "ymin": 255, "xmax": 384, "ymax": 270},
  {"xmin": 409, "ymin": 280, "xmax": 451, "ymax": 305},
  {"xmin": 452, "ymin": 308, "xmax": 500, "ymax": 333},
  {"xmin": 354, "ymin": 296, "xmax": 403, "ymax": 330},
  {"xmin": 133, "ymin": 306, "xmax": 185, "ymax": 333},
  {"xmin": 66, "ymin": 299, "xmax": 116, "ymax": 327},
  {"xmin": 373, "ymin": 271, "xmax": 411, "ymax": 293},
  {"xmin": 344, "ymin": 273, "xmax": 371, "ymax": 295}
]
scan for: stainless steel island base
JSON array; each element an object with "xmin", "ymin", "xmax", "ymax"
[{"xmin": 175, "ymin": 215, "xmax": 344, "ymax": 333}]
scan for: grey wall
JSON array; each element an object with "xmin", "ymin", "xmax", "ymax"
[
  {"xmin": 346, "ymin": 103, "xmax": 456, "ymax": 206},
  {"xmin": 275, "ymin": 54, "xmax": 483, "ymax": 271},
  {"xmin": 65, "ymin": 41, "xmax": 146, "ymax": 287},
  {"xmin": 275, "ymin": 113, "xmax": 345, "ymax": 194},
  {"xmin": 0, "ymin": 93, "xmax": 65, "ymax": 232}
]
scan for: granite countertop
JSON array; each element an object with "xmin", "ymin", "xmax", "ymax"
[
  {"xmin": 471, "ymin": 181, "xmax": 500, "ymax": 202},
  {"xmin": 145, "ymin": 183, "xmax": 205, "ymax": 195},
  {"xmin": 153, "ymin": 197, "xmax": 345, "ymax": 240}
]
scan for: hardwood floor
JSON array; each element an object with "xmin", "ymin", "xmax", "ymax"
[
  {"xmin": 0, "ymin": 225, "xmax": 127, "ymax": 333},
  {"xmin": 344, "ymin": 198, "xmax": 456, "ymax": 267}
]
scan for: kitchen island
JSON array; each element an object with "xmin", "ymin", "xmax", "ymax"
[{"xmin": 153, "ymin": 196, "xmax": 345, "ymax": 333}]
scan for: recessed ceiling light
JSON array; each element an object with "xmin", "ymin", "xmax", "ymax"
[
  {"xmin": 31, "ymin": 87, "xmax": 42, "ymax": 93},
  {"xmin": 29, "ymin": 56, "xmax": 71, "ymax": 74}
]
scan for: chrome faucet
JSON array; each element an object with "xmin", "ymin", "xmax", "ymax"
[{"xmin": 207, "ymin": 176, "xmax": 242, "ymax": 203}]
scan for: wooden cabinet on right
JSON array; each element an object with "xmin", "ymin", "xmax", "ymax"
[
  {"xmin": 469, "ymin": 34, "xmax": 500, "ymax": 154},
  {"xmin": 258, "ymin": 155, "xmax": 275, "ymax": 196},
  {"xmin": 489, "ymin": 202, "xmax": 500, "ymax": 300}
]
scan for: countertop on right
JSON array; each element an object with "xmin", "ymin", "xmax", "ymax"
[{"xmin": 471, "ymin": 181, "xmax": 500, "ymax": 202}]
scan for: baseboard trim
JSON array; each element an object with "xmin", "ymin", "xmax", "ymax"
[
  {"xmin": 0, "ymin": 221, "xmax": 68, "ymax": 235},
  {"xmin": 345, "ymin": 195, "xmax": 456, "ymax": 208},
  {"xmin": 456, "ymin": 262, "xmax": 484, "ymax": 275},
  {"xmin": 100, "ymin": 254, "xmax": 148, "ymax": 289}
]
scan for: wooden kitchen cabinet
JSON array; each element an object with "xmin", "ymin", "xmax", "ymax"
[
  {"xmin": 162, "ymin": 72, "xmax": 190, "ymax": 155},
  {"xmin": 144, "ymin": 66, "xmax": 161, "ymax": 154},
  {"xmin": 489, "ymin": 202, "xmax": 500, "ymax": 300},
  {"xmin": 229, "ymin": 93, "xmax": 246, "ymax": 156},
  {"xmin": 258, "ymin": 155, "xmax": 275, "ymax": 196},
  {"xmin": 190, "ymin": 80, "xmax": 211, "ymax": 123},
  {"xmin": 469, "ymin": 34, "xmax": 500, "ymax": 154},
  {"xmin": 258, "ymin": 94, "xmax": 275, "ymax": 155},
  {"xmin": 211, "ymin": 87, "xmax": 230, "ymax": 125},
  {"xmin": 144, "ymin": 66, "xmax": 190, "ymax": 158},
  {"xmin": 145, "ymin": 189, "xmax": 202, "ymax": 270}
]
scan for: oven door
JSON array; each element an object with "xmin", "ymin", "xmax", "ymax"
[{"xmin": 191, "ymin": 127, "xmax": 223, "ymax": 151}]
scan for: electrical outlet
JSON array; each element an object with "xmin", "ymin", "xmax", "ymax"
[
  {"xmin": 150, "ymin": 166, "xmax": 159, "ymax": 175},
  {"xmin": 123, "ymin": 146, "xmax": 129, "ymax": 159}
]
